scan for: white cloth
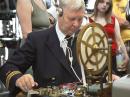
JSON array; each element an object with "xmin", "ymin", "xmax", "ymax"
[
  {"xmin": 87, "ymin": 0, "xmax": 96, "ymax": 10},
  {"xmin": 47, "ymin": 0, "xmax": 58, "ymax": 19},
  {"xmin": 0, "ymin": 20, "xmax": 3, "ymax": 36},
  {"xmin": 47, "ymin": 5, "xmax": 57, "ymax": 19}
]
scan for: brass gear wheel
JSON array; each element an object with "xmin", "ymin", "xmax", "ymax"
[{"xmin": 77, "ymin": 23, "xmax": 109, "ymax": 75}]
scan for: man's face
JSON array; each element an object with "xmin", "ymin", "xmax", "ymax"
[{"xmin": 58, "ymin": 7, "xmax": 85, "ymax": 35}]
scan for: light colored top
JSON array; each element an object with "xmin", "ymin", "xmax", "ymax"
[{"xmin": 31, "ymin": 0, "xmax": 50, "ymax": 30}]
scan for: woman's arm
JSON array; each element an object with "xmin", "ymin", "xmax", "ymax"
[
  {"xmin": 114, "ymin": 18, "xmax": 129, "ymax": 66},
  {"xmin": 16, "ymin": 0, "xmax": 32, "ymax": 39}
]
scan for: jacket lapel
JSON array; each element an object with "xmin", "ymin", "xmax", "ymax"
[{"xmin": 45, "ymin": 26, "xmax": 76, "ymax": 77}]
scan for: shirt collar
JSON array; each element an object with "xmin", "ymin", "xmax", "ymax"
[
  {"xmin": 55, "ymin": 21, "xmax": 65, "ymax": 43},
  {"xmin": 55, "ymin": 21, "xmax": 75, "ymax": 43}
]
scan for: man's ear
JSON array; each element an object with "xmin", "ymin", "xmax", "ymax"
[{"xmin": 57, "ymin": 7, "xmax": 63, "ymax": 17}]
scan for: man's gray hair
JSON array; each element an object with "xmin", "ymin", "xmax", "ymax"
[{"xmin": 59, "ymin": 0, "xmax": 85, "ymax": 10}]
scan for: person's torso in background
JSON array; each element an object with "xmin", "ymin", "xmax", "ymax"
[
  {"xmin": 112, "ymin": 0, "xmax": 130, "ymax": 44},
  {"xmin": 31, "ymin": 0, "xmax": 50, "ymax": 31},
  {"xmin": 113, "ymin": 0, "xmax": 128, "ymax": 20},
  {"xmin": 89, "ymin": 16, "xmax": 118, "ymax": 55}
]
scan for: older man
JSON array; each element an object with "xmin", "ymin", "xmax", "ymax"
[{"xmin": 0, "ymin": 0, "xmax": 85, "ymax": 96}]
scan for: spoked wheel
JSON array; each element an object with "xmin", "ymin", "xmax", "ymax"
[{"xmin": 77, "ymin": 23, "xmax": 109, "ymax": 75}]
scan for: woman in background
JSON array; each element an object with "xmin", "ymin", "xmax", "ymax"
[
  {"xmin": 16, "ymin": 0, "xmax": 56, "ymax": 39},
  {"xmin": 112, "ymin": 0, "xmax": 130, "ymax": 58},
  {"xmin": 89, "ymin": 0, "xmax": 129, "ymax": 77}
]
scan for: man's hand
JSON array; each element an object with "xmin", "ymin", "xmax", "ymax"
[
  {"xmin": 112, "ymin": 74, "xmax": 120, "ymax": 81},
  {"xmin": 16, "ymin": 74, "xmax": 38, "ymax": 92}
]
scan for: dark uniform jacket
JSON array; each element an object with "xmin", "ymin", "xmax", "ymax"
[{"xmin": 0, "ymin": 26, "xmax": 82, "ymax": 96}]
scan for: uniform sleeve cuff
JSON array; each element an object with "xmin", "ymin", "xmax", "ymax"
[{"xmin": 7, "ymin": 72, "xmax": 23, "ymax": 95}]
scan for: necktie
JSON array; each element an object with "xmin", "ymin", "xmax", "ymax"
[
  {"xmin": 65, "ymin": 36, "xmax": 82, "ymax": 82},
  {"xmin": 65, "ymin": 36, "xmax": 73, "ymax": 65},
  {"xmin": 65, "ymin": 35, "xmax": 72, "ymax": 47}
]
